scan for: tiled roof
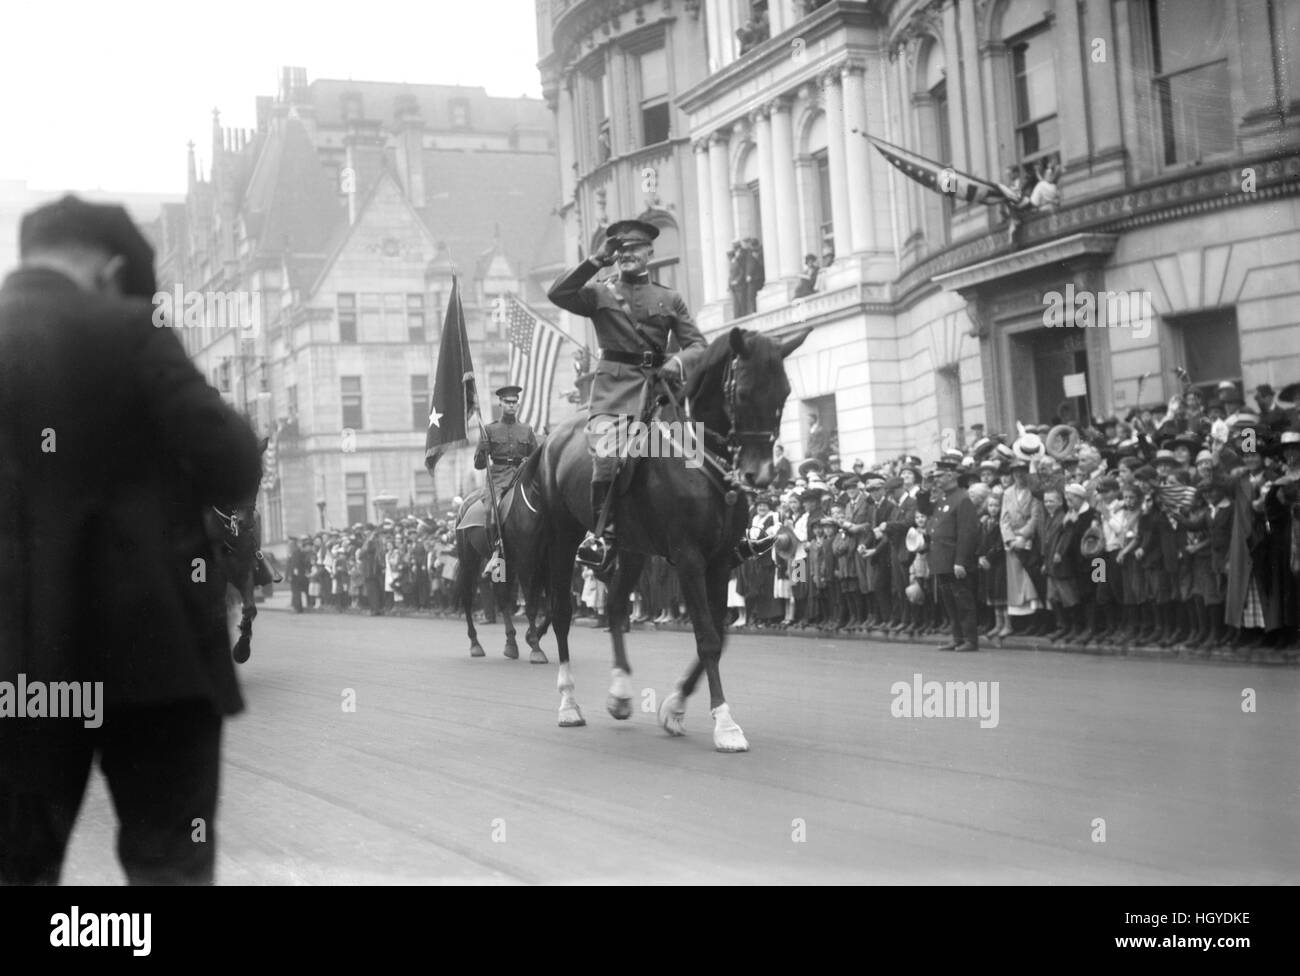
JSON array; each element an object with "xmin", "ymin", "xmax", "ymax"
[
  {"xmin": 415, "ymin": 149, "xmax": 562, "ymax": 284},
  {"xmin": 241, "ymin": 116, "xmax": 343, "ymax": 256}
]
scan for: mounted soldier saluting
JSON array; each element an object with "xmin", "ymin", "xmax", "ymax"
[{"xmin": 547, "ymin": 218, "xmax": 707, "ymax": 567}]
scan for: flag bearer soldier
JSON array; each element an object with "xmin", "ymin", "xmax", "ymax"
[
  {"xmin": 474, "ymin": 385, "xmax": 538, "ymax": 554},
  {"xmin": 548, "ymin": 219, "xmax": 707, "ymax": 566}
]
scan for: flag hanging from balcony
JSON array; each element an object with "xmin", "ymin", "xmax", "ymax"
[
  {"xmin": 425, "ymin": 276, "xmax": 478, "ymax": 474},
  {"xmin": 504, "ymin": 293, "xmax": 570, "ymax": 432},
  {"xmin": 859, "ymin": 133, "xmax": 1014, "ymax": 207}
]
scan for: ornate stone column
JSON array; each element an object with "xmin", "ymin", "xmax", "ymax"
[
  {"xmin": 841, "ymin": 62, "xmax": 876, "ymax": 253},
  {"xmin": 768, "ymin": 94, "xmax": 801, "ymax": 279},
  {"xmin": 694, "ymin": 138, "xmax": 718, "ymax": 303},
  {"xmin": 821, "ymin": 68, "xmax": 853, "ymax": 262},
  {"xmin": 708, "ymin": 130, "xmax": 736, "ymax": 298}
]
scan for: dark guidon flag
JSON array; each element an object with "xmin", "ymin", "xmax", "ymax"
[{"xmin": 424, "ymin": 275, "xmax": 478, "ymax": 474}]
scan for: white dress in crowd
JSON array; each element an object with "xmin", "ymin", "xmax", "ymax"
[{"xmin": 1000, "ymin": 482, "xmax": 1043, "ymax": 615}]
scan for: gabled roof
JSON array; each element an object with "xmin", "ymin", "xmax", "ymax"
[
  {"xmin": 241, "ymin": 115, "xmax": 343, "ymax": 256},
  {"xmin": 415, "ymin": 149, "xmax": 562, "ymax": 286}
]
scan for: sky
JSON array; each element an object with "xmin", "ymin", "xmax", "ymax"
[{"xmin": 0, "ymin": 0, "xmax": 545, "ymax": 195}]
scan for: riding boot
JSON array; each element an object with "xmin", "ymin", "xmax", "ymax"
[{"xmin": 577, "ymin": 481, "xmax": 615, "ymax": 567}]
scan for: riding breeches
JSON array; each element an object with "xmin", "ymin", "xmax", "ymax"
[{"xmin": 585, "ymin": 414, "xmax": 628, "ymax": 481}]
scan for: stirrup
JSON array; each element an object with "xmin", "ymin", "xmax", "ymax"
[{"xmin": 576, "ymin": 533, "xmax": 611, "ymax": 568}]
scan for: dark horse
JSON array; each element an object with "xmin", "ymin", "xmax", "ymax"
[
  {"xmin": 203, "ymin": 437, "xmax": 278, "ymax": 663},
  {"xmin": 454, "ymin": 466, "xmax": 550, "ymax": 663},
  {"xmin": 528, "ymin": 326, "xmax": 809, "ymax": 751}
]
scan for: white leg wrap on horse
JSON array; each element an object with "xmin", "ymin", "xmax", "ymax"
[
  {"xmin": 711, "ymin": 703, "xmax": 749, "ymax": 752},
  {"xmin": 557, "ymin": 663, "xmax": 585, "ymax": 727}
]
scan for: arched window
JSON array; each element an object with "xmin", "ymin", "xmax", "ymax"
[
  {"xmin": 737, "ymin": 145, "xmax": 762, "ymax": 245},
  {"xmin": 644, "ymin": 215, "xmax": 680, "ymax": 291},
  {"xmin": 916, "ymin": 39, "xmax": 952, "ymax": 245},
  {"xmin": 801, "ymin": 112, "xmax": 833, "ymax": 260}
]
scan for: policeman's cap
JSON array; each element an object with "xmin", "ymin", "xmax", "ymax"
[
  {"xmin": 20, "ymin": 194, "xmax": 157, "ymax": 299},
  {"xmin": 606, "ymin": 219, "xmax": 659, "ymax": 245}
]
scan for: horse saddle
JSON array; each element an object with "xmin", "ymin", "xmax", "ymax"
[{"xmin": 455, "ymin": 472, "xmax": 526, "ymax": 531}]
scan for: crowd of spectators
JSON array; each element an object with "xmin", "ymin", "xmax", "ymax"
[{"xmin": 719, "ymin": 380, "xmax": 1300, "ymax": 654}]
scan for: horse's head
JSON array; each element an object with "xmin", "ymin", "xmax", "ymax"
[{"xmin": 687, "ymin": 326, "xmax": 811, "ymax": 488}]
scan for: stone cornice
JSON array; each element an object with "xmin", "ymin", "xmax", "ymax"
[
  {"xmin": 675, "ymin": 1, "xmax": 885, "ymax": 115},
  {"xmin": 931, "ymin": 233, "xmax": 1117, "ymax": 293},
  {"xmin": 894, "ymin": 150, "xmax": 1300, "ymax": 305}
]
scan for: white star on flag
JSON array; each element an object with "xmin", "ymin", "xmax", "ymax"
[{"xmin": 428, "ymin": 406, "xmax": 443, "ymax": 428}]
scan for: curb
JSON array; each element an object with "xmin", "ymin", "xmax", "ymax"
[{"xmin": 258, "ymin": 599, "xmax": 1299, "ymax": 666}]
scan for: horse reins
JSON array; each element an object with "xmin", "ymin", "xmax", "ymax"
[{"xmin": 654, "ymin": 353, "xmax": 778, "ymax": 505}]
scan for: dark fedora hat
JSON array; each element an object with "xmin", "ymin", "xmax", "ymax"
[{"xmin": 20, "ymin": 194, "xmax": 157, "ymax": 299}]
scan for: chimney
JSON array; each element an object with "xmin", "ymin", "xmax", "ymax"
[{"xmin": 394, "ymin": 93, "xmax": 426, "ymax": 209}]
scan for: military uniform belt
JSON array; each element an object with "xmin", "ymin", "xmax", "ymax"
[
  {"xmin": 601, "ymin": 350, "xmax": 665, "ymax": 369},
  {"xmin": 491, "ymin": 456, "xmax": 525, "ymax": 465}
]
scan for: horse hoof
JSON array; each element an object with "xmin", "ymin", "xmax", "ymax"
[
  {"xmin": 713, "ymin": 728, "xmax": 750, "ymax": 752},
  {"xmin": 470, "ymin": 643, "xmax": 485, "ymax": 658},
  {"xmin": 711, "ymin": 704, "xmax": 749, "ymax": 752},
  {"xmin": 504, "ymin": 642, "xmax": 520, "ymax": 660},
  {"xmin": 232, "ymin": 637, "xmax": 251, "ymax": 664},
  {"xmin": 558, "ymin": 706, "xmax": 586, "ymax": 727},
  {"xmin": 606, "ymin": 695, "xmax": 633, "ymax": 720},
  {"xmin": 659, "ymin": 692, "xmax": 687, "ymax": 737},
  {"xmin": 529, "ymin": 649, "xmax": 549, "ymax": 664}
]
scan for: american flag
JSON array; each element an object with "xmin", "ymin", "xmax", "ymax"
[
  {"xmin": 504, "ymin": 293, "xmax": 569, "ymax": 431},
  {"xmin": 860, "ymin": 133, "xmax": 1014, "ymax": 207}
]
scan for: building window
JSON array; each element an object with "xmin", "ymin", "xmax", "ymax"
[
  {"xmin": 338, "ymin": 293, "xmax": 357, "ymax": 343},
  {"xmin": 590, "ymin": 66, "xmax": 612, "ymax": 163},
  {"xmin": 813, "ymin": 150, "xmax": 833, "ymax": 256},
  {"xmin": 930, "ymin": 79, "xmax": 953, "ymax": 244},
  {"xmin": 1148, "ymin": 0, "xmax": 1233, "ymax": 165},
  {"xmin": 411, "ymin": 374, "xmax": 430, "ymax": 431},
  {"xmin": 1010, "ymin": 28, "xmax": 1058, "ymax": 167},
  {"xmin": 414, "ymin": 469, "xmax": 435, "ymax": 511},
  {"xmin": 802, "ymin": 394, "xmax": 837, "ymax": 469},
  {"xmin": 286, "ymin": 384, "xmax": 298, "ymax": 420},
  {"xmin": 360, "ymin": 292, "xmax": 381, "ymax": 342},
  {"xmin": 407, "ymin": 294, "xmax": 426, "ymax": 343},
  {"xmin": 936, "ymin": 365, "xmax": 963, "ymax": 450},
  {"xmin": 450, "ymin": 98, "xmax": 470, "ymax": 129},
  {"xmin": 639, "ymin": 46, "xmax": 670, "ymax": 146},
  {"xmin": 345, "ymin": 473, "xmax": 368, "ymax": 528},
  {"xmin": 1169, "ymin": 307, "xmax": 1240, "ymax": 399},
  {"xmin": 341, "ymin": 376, "xmax": 363, "ymax": 429}
]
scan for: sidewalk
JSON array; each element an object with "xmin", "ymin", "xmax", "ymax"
[{"xmin": 254, "ymin": 588, "xmax": 1298, "ymax": 666}]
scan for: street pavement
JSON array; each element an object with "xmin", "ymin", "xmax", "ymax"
[{"xmin": 59, "ymin": 595, "xmax": 1300, "ymax": 885}]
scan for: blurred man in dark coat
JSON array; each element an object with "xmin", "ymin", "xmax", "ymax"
[
  {"xmin": 929, "ymin": 450, "xmax": 980, "ymax": 651},
  {"xmin": 0, "ymin": 195, "xmax": 262, "ymax": 883}
]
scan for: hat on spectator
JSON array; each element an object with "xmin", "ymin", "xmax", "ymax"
[
  {"xmin": 1096, "ymin": 476, "xmax": 1120, "ymax": 493},
  {"xmin": 1255, "ymin": 383, "xmax": 1276, "ymax": 397},
  {"xmin": 1154, "ymin": 449, "xmax": 1178, "ymax": 465},
  {"xmin": 1064, "ymin": 482, "xmax": 1088, "ymax": 499},
  {"xmin": 798, "ymin": 458, "xmax": 824, "ymax": 478},
  {"xmin": 1134, "ymin": 465, "xmax": 1159, "ymax": 483},
  {"xmin": 1195, "ymin": 450, "xmax": 1214, "ymax": 464},
  {"xmin": 1218, "ymin": 381, "xmax": 1242, "ymax": 403},
  {"xmin": 20, "ymin": 194, "xmax": 158, "ymax": 299},
  {"xmin": 883, "ymin": 476, "xmax": 904, "ymax": 491},
  {"xmin": 935, "ymin": 449, "xmax": 964, "ymax": 470}
]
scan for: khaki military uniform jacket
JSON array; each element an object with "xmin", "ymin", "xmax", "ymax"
[{"xmin": 548, "ymin": 259, "xmax": 706, "ymax": 416}]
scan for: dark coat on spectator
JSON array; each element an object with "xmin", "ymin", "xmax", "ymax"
[{"xmin": 0, "ymin": 268, "xmax": 261, "ymax": 714}]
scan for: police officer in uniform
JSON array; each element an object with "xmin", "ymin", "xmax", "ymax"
[
  {"xmin": 548, "ymin": 219, "xmax": 707, "ymax": 566},
  {"xmin": 929, "ymin": 449, "xmax": 981, "ymax": 651},
  {"xmin": 475, "ymin": 385, "xmax": 538, "ymax": 499}
]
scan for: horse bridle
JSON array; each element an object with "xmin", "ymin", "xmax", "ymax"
[{"xmin": 656, "ymin": 354, "xmax": 781, "ymax": 503}]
